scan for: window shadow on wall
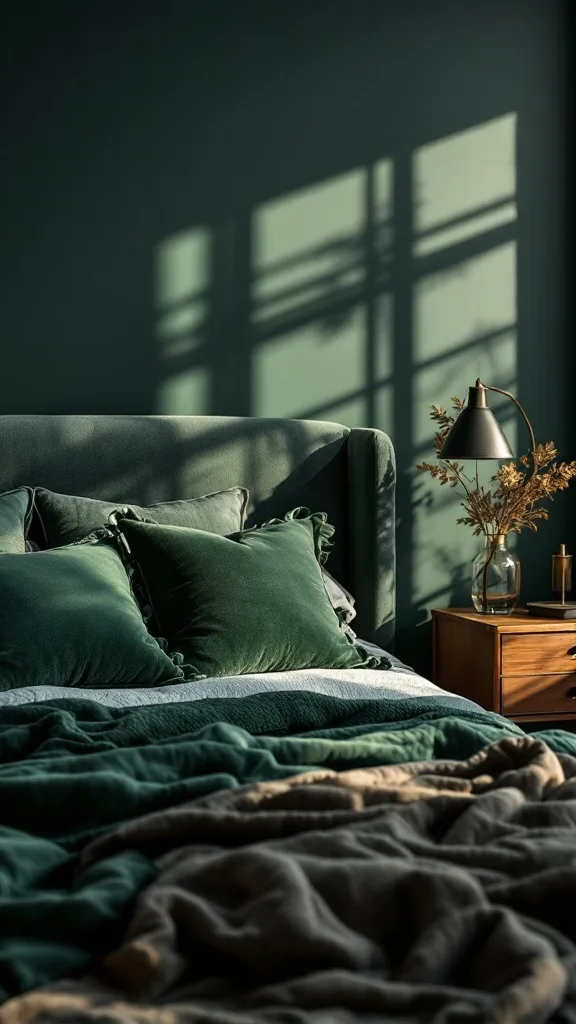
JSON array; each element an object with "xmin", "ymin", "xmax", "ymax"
[{"xmin": 153, "ymin": 114, "xmax": 520, "ymax": 672}]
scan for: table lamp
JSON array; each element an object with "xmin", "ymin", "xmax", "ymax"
[
  {"xmin": 440, "ymin": 379, "xmax": 576, "ymax": 618},
  {"xmin": 439, "ymin": 379, "xmax": 532, "ymax": 464}
]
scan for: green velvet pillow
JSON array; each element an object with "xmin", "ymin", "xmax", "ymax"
[
  {"xmin": 31, "ymin": 486, "xmax": 249, "ymax": 549},
  {"xmin": 114, "ymin": 509, "xmax": 384, "ymax": 678},
  {"xmin": 0, "ymin": 538, "xmax": 185, "ymax": 691},
  {"xmin": 0, "ymin": 487, "xmax": 34, "ymax": 554}
]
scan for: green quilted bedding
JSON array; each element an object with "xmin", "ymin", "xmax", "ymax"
[{"xmin": 0, "ymin": 691, "xmax": 574, "ymax": 1003}]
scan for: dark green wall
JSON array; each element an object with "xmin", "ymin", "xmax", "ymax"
[{"xmin": 1, "ymin": 2, "xmax": 572, "ymax": 670}]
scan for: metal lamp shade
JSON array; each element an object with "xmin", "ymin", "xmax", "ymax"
[{"xmin": 439, "ymin": 407, "xmax": 514, "ymax": 460}]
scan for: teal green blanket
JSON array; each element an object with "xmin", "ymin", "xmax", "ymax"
[{"xmin": 0, "ymin": 691, "xmax": 574, "ymax": 1003}]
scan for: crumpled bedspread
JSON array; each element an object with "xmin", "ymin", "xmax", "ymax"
[{"xmin": 5, "ymin": 734, "xmax": 576, "ymax": 1023}]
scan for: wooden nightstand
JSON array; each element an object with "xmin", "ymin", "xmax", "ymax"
[{"xmin": 432, "ymin": 608, "xmax": 576, "ymax": 723}]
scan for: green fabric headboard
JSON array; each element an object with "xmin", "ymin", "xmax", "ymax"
[{"xmin": 0, "ymin": 415, "xmax": 395, "ymax": 646}]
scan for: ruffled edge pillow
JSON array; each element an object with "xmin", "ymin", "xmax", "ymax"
[{"xmin": 106, "ymin": 507, "xmax": 388, "ymax": 679}]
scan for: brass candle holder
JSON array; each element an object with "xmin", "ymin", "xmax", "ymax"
[
  {"xmin": 527, "ymin": 543, "xmax": 576, "ymax": 619},
  {"xmin": 552, "ymin": 543, "xmax": 572, "ymax": 603}
]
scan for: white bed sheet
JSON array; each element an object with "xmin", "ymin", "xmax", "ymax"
[{"xmin": 0, "ymin": 642, "xmax": 482, "ymax": 713}]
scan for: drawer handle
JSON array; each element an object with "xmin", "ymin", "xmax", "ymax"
[
  {"xmin": 568, "ymin": 687, "xmax": 576, "ymax": 701},
  {"xmin": 569, "ymin": 646, "xmax": 576, "ymax": 658}
]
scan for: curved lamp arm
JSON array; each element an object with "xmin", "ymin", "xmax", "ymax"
[{"xmin": 477, "ymin": 379, "xmax": 538, "ymax": 480}]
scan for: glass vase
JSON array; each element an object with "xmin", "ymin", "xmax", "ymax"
[{"xmin": 471, "ymin": 534, "xmax": 521, "ymax": 615}]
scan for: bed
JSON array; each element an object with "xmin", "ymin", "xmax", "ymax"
[{"xmin": 0, "ymin": 414, "xmax": 575, "ymax": 1023}]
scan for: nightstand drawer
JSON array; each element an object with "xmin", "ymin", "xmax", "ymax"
[
  {"xmin": 502, "ymin": 673, "xmax": 576, "ymax": 715},
  {"xmin": 501, "ymin": 633, "xmax": 576, "ymax": 675}
]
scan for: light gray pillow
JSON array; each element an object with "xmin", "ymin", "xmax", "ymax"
[{"xmin": 321, "ymin": 567, "xmax": 356, "ymax": 627}]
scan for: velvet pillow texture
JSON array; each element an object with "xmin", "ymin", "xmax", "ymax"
[
  {"xmin": 114, "ymin": 508, "xmax": 383, "ymax": 679},
  {"xmin": 0, "ymin": 538, "xmax": 185, "ymax": 691},
  {"xmin": 0, "ymin": 487, "xmax": 34, "ymax": 554},
  {"xmin": 31, "ymin": 486, "xmax": 249, "ymax": 549}
]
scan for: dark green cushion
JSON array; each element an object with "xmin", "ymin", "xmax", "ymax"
[
  {"xmin": 0, "ymin": 488, "xmax": 33, "ymax": 554},
  {"xmin": 32, "ymin": 486, "xmax": 249, "ymax": 549},
  {"xmin": 0, "ymin": 539, "xmax": 185, "ymax": 691},
  {"xmin": 115, "ymin": 509, "xmax": 383, "ymax": 678}
]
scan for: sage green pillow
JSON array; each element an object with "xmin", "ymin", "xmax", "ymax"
[
  {"xmin": 0, "ymin": 539, "xmax": 185, "ymax": 691},
  {"xmin": 32, "ymin": 486, "xmax": 249, "ymax": 549},
  {"xmin": 115, "ymin": 509, "xmax": 384, "ymax": 678},
  {"xmin": 0, "ymin": 487, "xmax": 34, "ymax": 554}
]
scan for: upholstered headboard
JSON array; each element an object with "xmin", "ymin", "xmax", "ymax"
[{"xmin": 0, "ymin": 415, "xmax": 396, "ymax": 647}]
